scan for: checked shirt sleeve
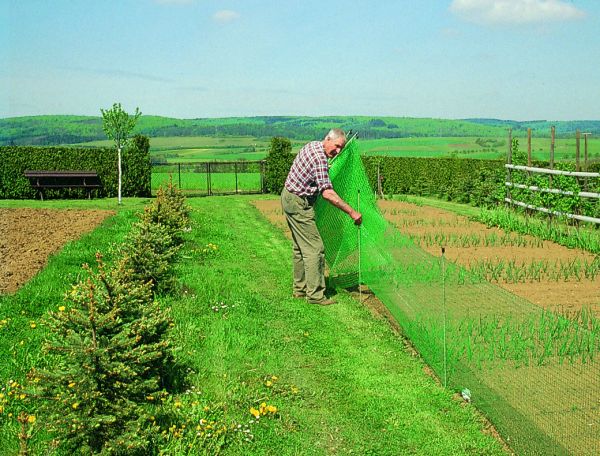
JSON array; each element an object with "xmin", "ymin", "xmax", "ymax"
[{"xmin": 314, "ymin": 153, "xmax": 333, "ymax": 193}]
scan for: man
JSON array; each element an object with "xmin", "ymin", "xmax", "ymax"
[{"xmin": 281, "ymin": 128, "xmax": 362, "ymax": 306}]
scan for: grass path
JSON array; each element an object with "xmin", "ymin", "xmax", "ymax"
[
  {"xmin": 0, "ymin": 196, "xmax": 506, "ymax": 455},
  {"xmin": 169, "ymin": 195, "xmax": 506, "ymax": 455}
]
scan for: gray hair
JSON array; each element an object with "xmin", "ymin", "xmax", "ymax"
[{"xmin": 325, "ymin": 128, "xmax": 346, "ymax": 142}]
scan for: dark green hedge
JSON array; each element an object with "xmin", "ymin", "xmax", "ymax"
[
  {"xmin": 361, "ymin": 156, "xmax": 506, "ymax": 207},
  {"xmin": 264, "ymin": 137, "xmax": 295, "ymax": 195},
  {"xmin": 0, "ymin": 135, "xmax": 151, "ymax": 199},
  {"xmin": 265, "ymin": 148, "xmax": 600, "ymax": 214}
]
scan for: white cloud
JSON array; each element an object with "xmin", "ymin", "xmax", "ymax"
[
  {"xmin": 450, "ymin": 0, "xmax": 586, "ymax": 25},
  {"xmin": 213, "ymin": 10, "xmax": 240, "ymax": 23}
]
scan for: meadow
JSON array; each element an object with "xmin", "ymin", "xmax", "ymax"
[
  {"xmin": 0, "ymin": 196, "xmax": 506, "ymax": 455},
  {"xmin": 78, "ymin": 135, "xmax": 600, "ymax": 163}
]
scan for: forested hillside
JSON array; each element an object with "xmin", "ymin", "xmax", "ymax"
[{"xmin": 1, "ymin": 115, "xmax": 599, "ymax": 145}]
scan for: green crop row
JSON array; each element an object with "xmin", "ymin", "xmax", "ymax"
[
  {"xmin": 406, "ymin": 232, "xmax": 545, "ymax": 249},
  {"xmin": 461, "ymin": 257, "xmax": 600, "ymax": 283},
  {"xmin": 477, "ymin": 206, "xmax": 600, "ymax": 254}
]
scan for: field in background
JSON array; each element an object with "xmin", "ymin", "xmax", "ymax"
[{"xmin": 77, "ymin": 135, "xmax": 600, "ymax": 162}]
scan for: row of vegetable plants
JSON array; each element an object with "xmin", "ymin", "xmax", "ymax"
[{"xmin": 384, "ymin": 260, "xmax": 599, "ymax": 368}]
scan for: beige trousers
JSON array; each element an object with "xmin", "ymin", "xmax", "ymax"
[{"xmin": 281, "ymin": 187, "xmax": 326, "ymax": 303}]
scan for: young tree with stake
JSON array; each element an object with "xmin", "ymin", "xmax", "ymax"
[{"xmin": 101, "ymin": 103, "xmax": 141, "ymax": 204}]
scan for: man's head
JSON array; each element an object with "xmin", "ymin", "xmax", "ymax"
[{"xmin": 322, "ymin": 129, "xmax": 347, "ymax": 159}]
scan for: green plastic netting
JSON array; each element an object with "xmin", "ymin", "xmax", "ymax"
[
  {"xmin": 314, "ymin": 138, "xmax": 393, "ymax": 288},
  {"xmin": 313, "ymin": 138, "xmax": 599, "ymax": 456}
]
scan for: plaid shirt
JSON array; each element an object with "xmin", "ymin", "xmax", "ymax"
[{"xmin": 284, "ymin": 141, "xmax": 333, "ymax": 197}]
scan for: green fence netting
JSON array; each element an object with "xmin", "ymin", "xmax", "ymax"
[{"xmin": 314, "ymin": 138, "xmax": 599, "ymax": 456}]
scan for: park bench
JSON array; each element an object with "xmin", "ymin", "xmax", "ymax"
[{"xmin": 24, "ymin": 170, "xmax": 102, "ymax": 200}]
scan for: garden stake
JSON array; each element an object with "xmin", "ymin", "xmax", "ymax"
[
  {"xmin": 441, "ymin": 246, "xmax": 447, "ymax": 388},
  {"xmin": 358, "ymin": 189, "xmax": 362, "ymax": 303}
]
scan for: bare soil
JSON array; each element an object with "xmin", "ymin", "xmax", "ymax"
[
  {"xmin": 252, "ymin": 199, "xmax": 599, "ymax": 315},
  {"xmin": 0, "ymin": 208, "xmax": 114, "ymax": 294}
]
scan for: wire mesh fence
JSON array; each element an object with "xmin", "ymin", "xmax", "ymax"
[
  {"xmin": 152, "ymin": 161, "xmax": 265, "ymax": 196},
  {"xmin": 315, "ymin": 139, "xmax": 599, "ymax": 455}
]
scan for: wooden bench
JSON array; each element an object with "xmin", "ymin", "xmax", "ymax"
[{"xmin": 24, "ymin": 170, "xmax": 102, "ymax": 200}]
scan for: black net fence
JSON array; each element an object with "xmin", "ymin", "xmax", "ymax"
[
  {"xmin": 314, "ymin": 139, "xmax": 599, "ymax": 456},
  {"xmin": 152, "ymin": 161, "xmax": 265, "ymax": 196}
]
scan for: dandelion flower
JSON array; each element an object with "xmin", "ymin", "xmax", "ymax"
[
  {"xmin": 30, "ymin": 322, "xmax": 37, "ymax": 329},
  {"xmin": 27, "ymin": 415, "xmax": 36, "ymax": 424},
  {"xmin": 58, "ymin": 306, "xmax": 66, "ymax": 312},
  {"xmin": 72, "ymin": 402, "xmax": 79, "ymax": 409},
  {"xmin": 68, "ymin": 382, "xmax": 76, "ymax": 388},
  {"xmin": 267, "ymin": 405, "xmax": 277, "ymax": 413},
  {"xmin": 249, "ymin": 407, "xmax": 260, "ymax": 419},
  {"xmin": 265, "ymin": 380, "xmax": 272, "ymax": 387}
]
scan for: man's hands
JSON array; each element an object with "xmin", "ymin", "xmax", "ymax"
[
  {"xmin": 350, "ymin": 210, "xmax": 362, "ymax": 226},
  {"xmin": 322, "ymin": 189, "xmax": 362, "ymax": 226}
]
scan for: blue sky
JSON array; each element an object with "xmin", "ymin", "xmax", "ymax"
[{"xmin": 2, "ymin": 0, "xmax": 599, "ymax": 120}]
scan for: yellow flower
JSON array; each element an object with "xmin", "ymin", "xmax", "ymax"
[
  {"xmin": 249, "ymin": 407, "xmax": 260, "ymax": 418},
  {"xmin": 29, "ymin": 322, "xmax": 37, "ymax": 329},
  {"xmin": 146, "ymin": 395, "xmax": 155, "ymax": 401},
  {"xmin": 265, "ymin": 380, "xmax": 272, "ymax": 387},
  {"xmin": 174, "ymin": 401, "xmax": 182, "ymax": 408},
  {"xmin": 72, "ymin": 402, "xmax": 79, "ymax": 409},
  {"xmin": 58, "ymin": 306, "xmax": 66, "ymax": 312},
  {"xmin": 27, "ymin": 415, "xmax": 36, "ymax": 424},
  {"xmin": 68, "ymin": 382, "xmax": 76, "ymax": 388},
  {"xmin": 267, "ymin": 405, "xmax": 277, "ymax": 414},
  {"xmin": 271, "ymin": 375, "xmax": 278, "ymax": 381}
]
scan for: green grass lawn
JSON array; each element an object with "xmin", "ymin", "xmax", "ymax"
[
  {"xmin": 0, "ymin": 196, "xmax": 506, "ymax": 455},
  {"xmin": 152, "ymin": 171, "xmax": 263, "ymax": 194}
]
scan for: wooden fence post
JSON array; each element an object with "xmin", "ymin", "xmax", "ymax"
[
  {"xmin": 576, "ymin": 129, "xmax": 581, "ymax": 172},
  {"xmin": 506, "ymin": 128, "xmax": 512, "ymax": 204},
  {"xmin": 549, "ymin": 126, "xmax": 555, "ymax": 188},
  {"xmin": 583, "ymin": 133, "xmax": 591, "ymax": 190},
  {"xmin": 527, "ymin": 128, "xmax": 532, "ymax": 167}
]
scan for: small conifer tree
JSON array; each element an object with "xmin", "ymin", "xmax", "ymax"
[
  {"xmin": 32, "ymin": 255, "xmax": 172, "ymax": 454},
  {"xmin": 141, "ymin": 178, "xmax": 191, "ymax": 246},
  {"xmin": 115, "ymin": 219, "xmax": 180, "ymax": 294}
]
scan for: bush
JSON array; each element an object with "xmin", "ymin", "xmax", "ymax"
[
  {"xmin": 115, "ymin": 220, "xmax": 180, "ymax": 294},
  {"xmin": 31, "ymin": 255, "xmax": 172, "ymax": 455},
  {"xmin": 0, "ymin": 136, "xmax": 151, "ymax": 199},
  {"xmin": 361, "ymin": 156, "xmax": 506, "ymax": 207},
  {"xmin": 140, "ymin": 178, "xmax": 191, "ymax": 246},
  {"xmin": 264, "ymin": 137, "xmax": 294, "ymax": 194},
  {"xmin": 122, "ymin": 135, "xmax": 152, "ymax": 197}
]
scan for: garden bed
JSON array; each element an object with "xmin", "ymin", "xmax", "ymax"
[
  {"xmin": 252, "ymin": 199, "xmax": 599, "ymax": 315},
  {"xmin": 0, "ymin": 208, "xmax": 114, "ymax": 294}
]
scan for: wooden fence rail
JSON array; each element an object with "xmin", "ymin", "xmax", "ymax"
[{"xmin": 505, "ymin": 128, "xmax": 600, "ymax": 225}]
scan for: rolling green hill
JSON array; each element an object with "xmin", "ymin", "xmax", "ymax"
[{"xmin": 2, "ymin": 115, "xmax": 599, "ymax": 146}]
